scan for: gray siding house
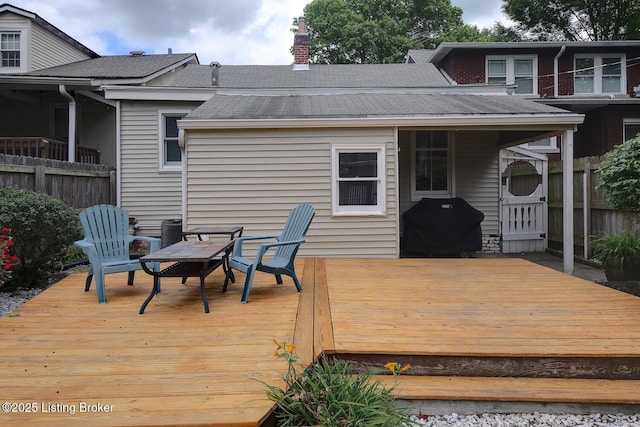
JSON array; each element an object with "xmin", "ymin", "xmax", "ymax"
[{"xmin": 1, "ymin": 4, "xmax": 584, "ymax": 270}]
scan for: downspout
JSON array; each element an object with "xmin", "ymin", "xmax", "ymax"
[
  {"xmin": 554, "ymin": 45, "xmax": 566, "ymax": 98},
  {"xmin": 58, "ymin": 85, "xmax": 76, "ymax": 162}
]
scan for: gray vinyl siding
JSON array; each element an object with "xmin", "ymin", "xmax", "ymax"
[
  {"xmin": 119, "ymin": 101, "xmax": 198, "ymax": 237},
  {"xmin": 185, "ymin": 127, "xmax": 399, "ymax": 258},
  {"xmin": 29, "ymin": 22, "xmax": 92, "ymax": 70},
  {"xmin": 454, "ymin": 131, "xmax": 500, "ymax": 235}
]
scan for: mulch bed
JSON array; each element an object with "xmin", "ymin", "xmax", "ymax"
[{"xmin": 595, "ymin": 281, "xmax": 640, "ymax": 297}]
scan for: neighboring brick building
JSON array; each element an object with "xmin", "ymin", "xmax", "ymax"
[{"xmin": 409, "ymin": 41, "xmax": 640, "ymax": 157}]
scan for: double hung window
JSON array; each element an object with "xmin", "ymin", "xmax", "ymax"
[
  {"xmin": 159, "ymin": 112, "xmax": 187, "ymax": 171},
  {"xmin": 1, "ymin": 32, "xmax": 20, "ymax": 69},
  {"xmin": 411, "ymin": 130, "xmax": 452, "ymax": 200},
  {"xmin": 332, "ymin": 145, "xmax": 385, "ymax": 215},
  {"xmin": 574, "ymin": 55, "xmax": 625, "ymax": 94},
  {"xmin": 487, "ymin": 56, "xmax": 536, "ymax": 94}
]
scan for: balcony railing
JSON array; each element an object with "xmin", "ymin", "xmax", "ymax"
[{"xmin": 0, "ymin": 137, "xmax": 101, "ymax": 164}]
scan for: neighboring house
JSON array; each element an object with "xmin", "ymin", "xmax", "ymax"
[
  {"xmin": 409, "ymin": 41, "xmax": 640, "ymax": 157},
  {"xmin": 0, "ymin": 3, "xmax": 207, "ymax": 236}
]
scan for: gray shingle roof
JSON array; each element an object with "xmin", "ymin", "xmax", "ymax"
[
  {"xmin": 186, "ymin": 93, "xmax": 569, "ymax": 120},
  {"xmin": 406, "ymin": 49, "xmax": 435, "ymax": 64},
  {"xmin": 23, "ymin": 53, "xmax": 196, "ymax": 79},
  {"xmin": 171, "ymin": 63, "xmax": 451, "ymax": 88}
]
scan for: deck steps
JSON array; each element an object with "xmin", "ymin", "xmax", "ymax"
[{"xmin": 374, "ymin": 375, "xmax": 640, "ymax": 405}]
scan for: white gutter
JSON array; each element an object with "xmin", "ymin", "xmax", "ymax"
[
  {"xmin": 554, "ymin": 45, "xmax": 566, "ymax": 97},
  {"xmin": 178, "ymin": 114, "xmax": 585, "ymax": 131},
  {"xmin": 58, "ymin": 84, "xmax": 76, "ymax": 163},
  {"xmin": 116, "ymin": 100, "xmax": 122, "ymax": 207}
]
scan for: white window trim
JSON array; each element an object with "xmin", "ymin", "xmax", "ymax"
[
  {"xmin": 158, "ymin": 110, "xmax": 189, "ymax": 172},
  {"xmin": 331, "ymin": 144, "xmax": 386, "ymax": 216},
  {"xmin": 0, "ymin": 28, "xmax": 27, "ymax": 73},
  {"xmin": 574, "ymin": 54, "xmax": 626, "ymax": 95},
  {"xmin": 486, "ymin": 55, "xmax": 538, "ymax": 95},
  {"xmin": 623, "ymin": 118, "xmax": 640, "ymax": 142},
  {"xmin": 410, "ymin": 131, "xmax": 455, "ymax": 201}
]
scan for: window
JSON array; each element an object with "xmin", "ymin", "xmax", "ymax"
[
  {"xmin": 1, "ymin": 32, "xmax": 20, "ymax": 68},
  {"xmin": 574, "ymin": 54, "xmax": 625, "ymax": 94},
  {"xmin": 411, "ymin": 131, "xmax": 452, "ymax": 200},
  {"xmin": 521, "ymin": 136, "xmax": 559, "ymax": 154},
  {"xmin": 486, "ymin": 56, "xmax": 537, "ymax": 94},
  {"xmin": 331, "ymin": 145, "xmax": 385, "ymax": 215},
  {"xmin": 623, "ymin": 119, "xmax": 640, "ymax": 142},
  {"xmin": 158, "ymin": 112, "xmax": 188, "ymax": 171}
]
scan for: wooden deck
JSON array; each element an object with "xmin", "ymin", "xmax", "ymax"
[{"xmin": 1, "ymin": 258, "xmax": 639, "ymax": 426}]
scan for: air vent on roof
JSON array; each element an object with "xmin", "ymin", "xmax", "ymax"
[
  {"xmin": 129, "ymin": 50, "xmax": 145, "ymax": 56},
  {"xmin": 210, "ymin": 62, "xmax": 221, "ymax": 86}
]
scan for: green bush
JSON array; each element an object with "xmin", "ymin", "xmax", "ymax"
[
  {"xmin": 0, "ymin": 187, "xmax": 83, "ymax": 289},
  {"xmin": 597, "ymin": 136, "xmax": 640, "ymax": 213},
  {"xmin": 265, "ymin": 340, "xmax": 415, "ymax": 426}
]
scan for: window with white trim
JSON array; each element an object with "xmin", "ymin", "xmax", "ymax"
[
  {"xmin": 623, "ymin": 119, "xmax": 640, "ymax": 142},
  {"xmin": 574, "ymin": 54, "xmax": 625, "ymax": 94},
  {"xmin": 486, "ymin": 55, "xmax": 537, "ymax": 94},
  {"xmin": 411, "ymin": 130, "xmax": 452, "ymax": 200},
  {"xmin": 331, "ymin": 145, "xmax": 385, "ymax": 216},
  {"xmin": 158, "ymin": 112, "xmax": 187, "ymax": 171},
  {"xmin": 1, "ymin": 32, "xmax": 19, "ymax": 67}
]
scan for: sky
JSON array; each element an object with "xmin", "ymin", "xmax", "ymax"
[{"xmin": 8, "ymin": 0, "xmax": 509, "ymax": 65}]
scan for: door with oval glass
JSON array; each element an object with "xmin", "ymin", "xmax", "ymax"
[{"xmin": 500, "ymin": 147, "xmax": 548, "ymax": 253}]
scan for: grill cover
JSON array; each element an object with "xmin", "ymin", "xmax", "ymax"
[{"xmin": 402, "ymin": 198, "xmax": 484, "ymax": 256}]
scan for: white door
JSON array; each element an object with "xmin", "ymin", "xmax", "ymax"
[{"xmin": 500, "ymin": 147, "xmax": 548, "ymax": 253}]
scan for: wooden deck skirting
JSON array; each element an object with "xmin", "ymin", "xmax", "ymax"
[{"xmin": 1, "ymin": 257, "xmax": 640, "ymax": 427}]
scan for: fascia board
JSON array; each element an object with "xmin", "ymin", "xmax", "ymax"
[
  {"xmin": 178, "ymin": 113, "xmax": 585, "ymax": 131},
  {"xmin": 103, "ymin": 86, "xmax": 215, "ymax": 101}
]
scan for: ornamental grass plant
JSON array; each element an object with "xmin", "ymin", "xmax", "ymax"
[{"xmin": 265, "ymin": 339, "xmax": 415, "ymax": 427}]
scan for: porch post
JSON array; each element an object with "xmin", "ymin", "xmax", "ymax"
[{"xmin": 562, "ymin": 129, "xmax": 574, "ymax": 274}]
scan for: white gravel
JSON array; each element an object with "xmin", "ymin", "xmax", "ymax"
[
  {"xmin": 0, "ymin": 287, "xmax": 44, "ymax": 318},
  {"xmin": 408, "ymin": 413, "xmax": 640, "ymax": 426},
  {"xmin": 2, "ymin": 288, "xmax": 639, "ymax": 426}
]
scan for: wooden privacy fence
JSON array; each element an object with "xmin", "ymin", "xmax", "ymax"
[
  {"xmin": 0, "ymin": 154, "xmax": 115, "ymax": 210},
  {"xmin": 548, "ymin": 156, "xmax": 640, "ymax": 259}
]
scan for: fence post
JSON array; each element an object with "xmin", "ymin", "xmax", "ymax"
[
  {"xmin": 34, "ymin": 165, "xmax": 46, "ymax": 193},
  {"xmin": 583, "ymin": 162, "xmax": 592, "ymax": 259}
]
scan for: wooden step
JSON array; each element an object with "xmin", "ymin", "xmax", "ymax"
[
  {"xmin": 374, "ymin": 375, "xmax": 640, "ymax": 404},
  {"xmin": 336, "ymin": 353, "xmax": 640, "ymax": 380}
]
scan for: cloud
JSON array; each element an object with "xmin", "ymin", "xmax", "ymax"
[{"xmin": 9, "ymin": 0, "xmax": 507, "ymax": 65}]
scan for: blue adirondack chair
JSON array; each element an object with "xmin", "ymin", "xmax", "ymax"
[
  {"xmin": 75, "ymin": 205, "xmax": 161, "ymax": 304},
  {"xmin": 227, "ymin": 204, "xmax": 315, "ymax": 303}
]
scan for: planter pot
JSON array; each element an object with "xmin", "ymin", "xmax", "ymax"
[{"xmin": 603, "ymin": 257, "xmax": 640, "ymax": 281}]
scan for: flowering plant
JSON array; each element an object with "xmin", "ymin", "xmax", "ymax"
[
  {"xmin": 265, "ymin": 338, "xmax": 415, "ymax": 426},
  {"xmin": 0, "ymin": 227, "xmax": 18, "ymax": 287}
]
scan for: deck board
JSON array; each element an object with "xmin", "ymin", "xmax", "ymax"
[{"xmin": 1, "ymin": 257, "xmax": 639, "ymax": 426}]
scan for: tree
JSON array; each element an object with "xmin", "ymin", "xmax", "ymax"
[
  {"xmin": 300, "ymin": 0, "xmax": 526, "ymax": 64},
  {"xmin": 303, "ymin": 0, "xmax": 412, "ymax": 63},
  {"xmin": 503, "ymin": 0, "xmax": 640, "ymax": 41}
]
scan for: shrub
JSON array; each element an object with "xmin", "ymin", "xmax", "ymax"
[
  {"xmin": 0, "ymin": 188, "xmax": 83, "ymax": 289},
  {"xmin": 265, "ymin": 339, "xmax": 415, "ymax": 426},
  {"xmin": 597, "ymin": 136, "xmax": 640, "ymax": 213}
]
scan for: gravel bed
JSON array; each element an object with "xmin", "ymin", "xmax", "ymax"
[
  {"xmin": 408, "ymin": 413, "xmax": 640, "ymax": 426},
  {"xmin": 0, "ymin": 287, "xmax": 44, "ymax": 318}
]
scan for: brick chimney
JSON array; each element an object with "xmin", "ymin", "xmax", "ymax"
[{"xmin": 293, "ymin": 17, "xmax": 309, "ymax": 70}]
